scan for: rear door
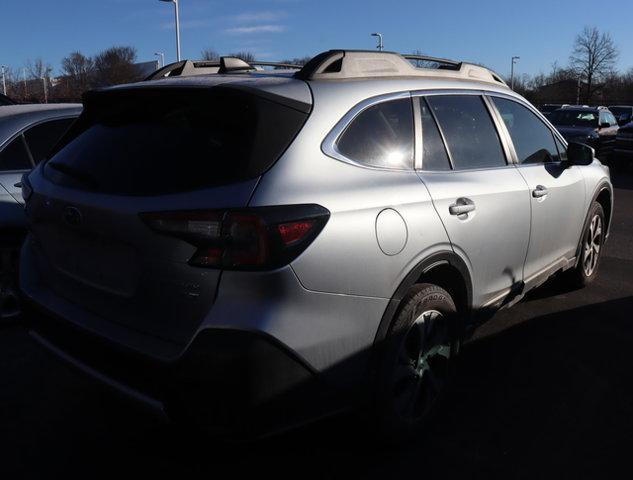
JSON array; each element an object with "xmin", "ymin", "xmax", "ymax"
[
  {"xmin": 0, "ymin": 117, "xmax": 75, "ymax": 204},
  {"xmin": 488, "ymin": 94, "xmax": 586, "ymax": 288},
  {"xmin": 0, "ymin": 133, "xmax": 33, "ymax": 204},
  {"xmin": 415, "ymin": 93, "xmax": 531, "ymax": 309}
]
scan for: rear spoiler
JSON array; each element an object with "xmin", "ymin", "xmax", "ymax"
[{"xmin": 145, "ymin": 57, "xmax": 303, "ymax": 81}]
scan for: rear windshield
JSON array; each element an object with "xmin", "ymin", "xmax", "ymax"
[
  {"xmin": 44, "ymin": 87, "xmax": 309, "ymax": 195},
  {"xmin": 549, "ymin": 109, "xmax": 598, "ymax": 128}
]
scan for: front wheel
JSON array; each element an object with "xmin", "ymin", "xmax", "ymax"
[
  {"xmin": 374, "ymin": 283, "xmax": 460, "ymax": 439},
  {"xmin": 566, "ymin": 202, "xmax": 606, "ymax": 288}
]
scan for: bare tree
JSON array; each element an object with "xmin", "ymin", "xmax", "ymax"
[
  {"xmin": 61, "ymin": 51, "xmax": 94, "ymax": 98},
  {"xmin": 26, "ymin": 57, "xmax": 52, "ymax": 80},
  {"xmin": 93, "ymin": 46, "xmax": 138, "ymax": 87},
  {"xmin": 569, "ymin": 26, "xmax": 618, "ymax": 103},
  {"xmin": 201, "ymin": 48, "xmax": 219, "ymax": 61}
]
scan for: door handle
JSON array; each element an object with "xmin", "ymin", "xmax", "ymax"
[
  {"xmin": 449, "ymin": 199, "xmax": 476, "ymax": 216},
  {"xmin": 532, "ymin": 185, "xmax": 549, "ymax": 198}
]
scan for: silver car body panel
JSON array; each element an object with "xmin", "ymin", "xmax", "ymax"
[
  {"xmin": 0, "ymin": 104, "xmax": 81, "ymax": 227},
  {"xmin": 21, "ymin": 73, "xmax": 612, "ymax": 380}
]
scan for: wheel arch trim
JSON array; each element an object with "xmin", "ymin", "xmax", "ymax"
[{"xmin": 372, "ymin": 251, "xmax": 473, "ymax": 345}]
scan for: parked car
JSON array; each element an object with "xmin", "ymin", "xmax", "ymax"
[
  {"xmin": 614, "ymin": 121, "xmax": 633, "ymax": 162},
  {"xmin": 549, "ymin": 106, "xmax": 619, "ymax": 160},
  {"xmin": 20, "ymin": 50, "xmax": 612, "ymax": 439},
  {"xmin": 539, "ymin": 103, "xmax": 567, "ymax": 118},
  {"xmin": 608, "ymin": 105, "xmax": 633, "ymax": 126},
  {"xmin": 0, "ymin": 104, "xmax": 81, "ymax": 319},
  {"xmin": 0, "ymin": 93, "xmax": 16, "ymax": 106}
]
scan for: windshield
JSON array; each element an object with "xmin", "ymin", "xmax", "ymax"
[
  {"xmin": 44, "ymin": 87, "xmax": 309, "ymax": 196},
  {"xmin": 549, "ymin": 110, "xmax": 598, "ymax": 128}
]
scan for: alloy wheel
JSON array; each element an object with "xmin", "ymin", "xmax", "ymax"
[
  {"xmin": 583, "ymin": 214, "xmax": 603, "ymax": 277},
  {"xmin": 392, "ymin": 310, "xmax": 452, "ymax": 422}
]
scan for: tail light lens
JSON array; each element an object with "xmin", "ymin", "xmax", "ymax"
[{"xmin": 141, "ymin": 204, "xmax": 329, "ymax": 270}]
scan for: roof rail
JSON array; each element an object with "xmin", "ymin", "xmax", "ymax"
[
  {"xmin": 294, "ymin": 50, "xmax": 507, "ymax": 86},
  {"xmin": 145, "ymin": 57, "xmax": 302, "ymax": 80}
]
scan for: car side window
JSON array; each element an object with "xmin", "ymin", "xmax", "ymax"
[
  {"xmin": 425, "ymin": 95, "xmax": 506, "ymax": 170},
  {"xmin": 336, "ymin": 97, "xmax": 414, "ymax": 169},
  {"xmin": 0, "ymin": 135, "xmax": 32, "ymax": 171},
  {"xmin": 492, "ymin": 97, "xmax": 560, "ymax": 164},
  {"xmin": 606, "ymin": 112, "xmax": 618, "ymax": 127},
  {"xmin": 555, "ymin": 137, "xmax": 568, "ymax": 163},
  {"xmin": 23, "ymin": 118, "xmax": 75, "ymax": 164},
  {"xmin": 418, "ymin": 98, "xmax": 451, "ymax": 171}
]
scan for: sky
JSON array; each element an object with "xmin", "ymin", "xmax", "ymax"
[{"xmin": 1, "ymin": 0, "xmax": 632, "ymax": 79}]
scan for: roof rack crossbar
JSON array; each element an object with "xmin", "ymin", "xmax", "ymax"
[{"xmin": 402, "ymin": 54, "xmax": 461, "ymax": 70}]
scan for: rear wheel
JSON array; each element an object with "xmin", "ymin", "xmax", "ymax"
[
  {"xmin": 566, "ymin": 202, "xmax": 605, "ymax": 288},
  {"xmin": 375, "ymin": 283, "xmax": 459, "ymax": 438}
]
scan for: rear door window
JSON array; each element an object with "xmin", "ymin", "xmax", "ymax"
[
  {"xmin": 418, "ymin": 97, "xmax": 451, "ymax": 171},
  {"xmin": 425, "ymin": 95, "xmax": 507, "ymax": 170},
  {"xmin": 44, "ymin": 88, "xmax": 309, "ymax": 196},
  {"xmin": 336, "ymin": 97, "xmax": 414, "ymax": 169},
  {"xmin": 0, "ymin": 135, "xmax": 32, "ymax": 171},
  {"xmin": 23, "ymin": 118, "xmax": 75, "ymax": 164},
  {"xmin": 491, "ymin": 97, "xmax": 560, "ymax": 164}
]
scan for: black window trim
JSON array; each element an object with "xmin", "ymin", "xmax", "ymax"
[
  {"xmin": 0, "ymin": 114, "xmax": 79, "ymax": 172},
  {"xmin": 322, "ymin": 91, "xmax": 418, "ymax": 173}
]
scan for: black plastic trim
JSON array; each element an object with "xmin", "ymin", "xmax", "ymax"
[{"xmin": 373, "ymin": 251, "xmax": 473, "ymax": 345}]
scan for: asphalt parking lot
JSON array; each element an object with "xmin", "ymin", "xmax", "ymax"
[{"xmin": 2, "ymin": 167, "xmax": 633, "ymax": 479}]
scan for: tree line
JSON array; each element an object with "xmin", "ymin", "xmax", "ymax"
[
  {"xmin": 2, "ymin": 26, "xmax": 631, "ymax": 106},
  {"xmin": 2, "ymin": 46, "xmax": 140, "ymax": 103},
  {"xmin": 511, "ymin": 26, "xmax": 632, "ymax": 105}
]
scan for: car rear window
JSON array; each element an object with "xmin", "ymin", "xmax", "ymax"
[
  {"xmin": 44, "ymin": 87, "xmax": 309, "ymax": 195},
  {"xmin": 549, "ymin": 110, "xmax": 598, "ymax": 128}
]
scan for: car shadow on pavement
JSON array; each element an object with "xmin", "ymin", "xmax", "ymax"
[{"xmin": 7, "ymin": 295, "xmax": 631, "ymax": 479}]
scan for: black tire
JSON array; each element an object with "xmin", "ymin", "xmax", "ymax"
[
  {"xmin": 566, "ymin": 201, "xmax": 605, "ymax": 288},
  {"xmin": 374, "ymin": 283, "xmax": 459, "ymax": 439}
]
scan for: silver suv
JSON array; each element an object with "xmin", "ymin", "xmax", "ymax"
[{"xmin": 20, "ymin": 50, "xmax": 613, "ymax": 438}]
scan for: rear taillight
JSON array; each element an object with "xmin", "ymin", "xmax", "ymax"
[{"xmin": 141, "ymin": 205, "xmax": 329, "ymax": 270}]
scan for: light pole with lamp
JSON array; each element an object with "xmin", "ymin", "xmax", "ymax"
[
  {"xmin": 371, "ymin": 33, "xmax": 384, "ymax": 51},
  {"xmin": 510, "ymin": 56, "xmax": 520, "ymax": 90},
  {"xmin": 1, "ymin": 66, "xmax": 7, "ymax": 96},
  {"xmin": 159, "ymin": 0, "xmax": 181, "ymax": 61},
  {"xmin": 154, "ymin": 52, "xmax": 165, "ymax": 68}
]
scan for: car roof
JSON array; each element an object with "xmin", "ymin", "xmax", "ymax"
[{"xmin": 0, "ymin": 103, "xmax": 82, "ymax": 146}]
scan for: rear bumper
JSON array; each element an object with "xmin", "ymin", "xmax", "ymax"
[
  {"xmin": 26, "ymin": 300, "xmax": 326, "ymax": 438},
  {"xmin": 20, "ymin": 234, "xmax": 386, "ymax": 436}
]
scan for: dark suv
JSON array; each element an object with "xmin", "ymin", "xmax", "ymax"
[
  {"xmin": 609, "ymin": 106, "xmax": 633, "ymax": 126},
  {"xmin": 549, "ymin": 107, "xmax": 619, "ymax": 160}
]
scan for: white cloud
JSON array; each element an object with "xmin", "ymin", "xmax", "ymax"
[
  {"xmin": 230, "ymin": 11, "xmax": 287, "ymax": 23},
  {"xmin": 225, "ymin": 24, "xmax": 286, "ymax": 35}
]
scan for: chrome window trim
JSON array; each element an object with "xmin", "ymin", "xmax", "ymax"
[{"xmin": 321, "ymin": 91, "xmax": 417, "ymax": 172}]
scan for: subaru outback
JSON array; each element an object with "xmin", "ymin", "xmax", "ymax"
[{"xmin": 20, "ymin": 50, "xmax": 613, "ymax": 438}]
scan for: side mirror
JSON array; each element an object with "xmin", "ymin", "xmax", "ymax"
[
  {"xmin": 567, "ymin": 142, "xmax": 594, "ymax": 166},
  {"xmin": 599, "ymin": 122, "xmax": 611, "ymax": 129}
]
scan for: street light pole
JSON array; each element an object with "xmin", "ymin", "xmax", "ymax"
[
  {"xmin": 510, "ymin": 56, "xmax": 520, "ymax": 90},
  {"xmin": 159, "ymin": 0, "xmax": 181, "ymax": 61},
  {"xmin": 1, "ymin": 66, "xmax": 7, "ymax": 96},
  {"xmin": 154, "ymin": 52, "xmax": 165, "ymax": 68},
  {"xmin": 371, "ymin": 33, "xmax": 384, "ymax": 51}
]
